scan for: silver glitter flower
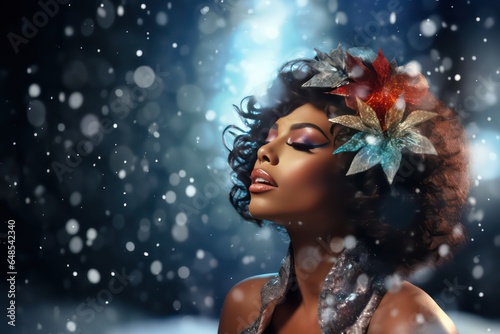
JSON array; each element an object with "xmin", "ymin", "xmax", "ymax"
[{"xmin": 301, "ymin": 44, "xmax": 349, "ymax": 89}]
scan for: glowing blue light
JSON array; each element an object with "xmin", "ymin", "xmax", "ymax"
[
  {"xmin": 247, "ymin": 1, "xmax": 289, "ymax": 40},
  {"xmin": 228, "ymin": 1, "xmax": 291, "ymax": 95},
  {"xmin": 470, "ymin": 130, "xmax": 500, "ymax": 180},
  {"xmin": 210, "ymin": 0, "xmax": 335, "ymax": 123}
]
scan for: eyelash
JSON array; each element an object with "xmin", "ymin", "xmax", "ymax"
[{"xmin": 286, "ymin": 140, "xmax": 329, "ymax": 152}]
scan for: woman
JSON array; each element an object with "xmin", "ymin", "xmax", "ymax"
[{"xmin": 218, "ymin": 44, "xmax": 469, "ymax": 334}]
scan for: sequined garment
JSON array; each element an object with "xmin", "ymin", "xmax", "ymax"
[{"xmin": 241, "ymin": 242, "xmax": 388, "ymax": 334}]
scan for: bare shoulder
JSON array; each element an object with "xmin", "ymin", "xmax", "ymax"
[
  {"xmin": 368, "ymin": 281, "xmax": 458, "ymax": 334},
  {"xmin": 218, "ymin": 273, "xmax": 276, "ymax": 334}
]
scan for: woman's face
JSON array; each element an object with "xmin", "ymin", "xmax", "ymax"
[{"xmin": 248, "ymin": 103, "xmax": 352, "ymax": 228}]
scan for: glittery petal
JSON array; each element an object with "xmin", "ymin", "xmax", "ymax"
[
  {"xmin": 372, "ymin": 49, "xmax": 392, "ymax": 83},
  {"xmin": 324, "ymin": 43, "xmax": 346, "ymax": 67},
  {"xmin": 302, "ymin": 45, "xmax": 349, "ymax": 89},
  {"xmin": 329, "ymin": 84, "xmax": 351, "ymax": 97},
  {"xmin": 356, "ymin": 98, "xmax": 382, "ymax": 133},
  {"xmin": 394, "ymin": 66, "xmax": 429, "ymax": 105},
  {"xmin": 401, "ymin": 130, "xmax": 438, "ymax": 155},
  {"xmin": 385, "ymin": 95, "xmax": 405, "ymax": 135},
  {"xmin": 396, "ymin": 110, "xmax": 437, "ymax": 134},
  {"xmin": 302, "ymin": 65, "xmax": 349, "ymax": 88},
  {"xmin": 334, "ymin": 132, "xmax": 368, "ymax": 153},
  {"xmin": 329, "ymin": 115, "xmax": 373, "ymax": 133},
  {"xmin": 380, "ymin": 140, "xmax": 402, "ymax": 184},
  {"xmin": 346, "ymin": 144, "xmax": 383, "ymax": 175}
]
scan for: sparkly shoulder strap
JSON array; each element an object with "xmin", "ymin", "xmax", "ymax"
[
  {"xmin": 241, "ymin": 246, "xmax": 294, "ymax": 334},
  {"xmin": 241, "ymin": 242, "xmax": 387, "ymax": 334},
  {"xmin": 318, "ymin": 242, "xmax": 387, "ymax": 333}
]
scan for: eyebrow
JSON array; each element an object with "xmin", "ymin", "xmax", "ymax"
[{"xmin": 289, "ymin": 123, "xmax": 330, "ymax": 140}]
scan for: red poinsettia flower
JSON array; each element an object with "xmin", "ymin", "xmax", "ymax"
[{"xmin": 329, "ymin": 49, "xmax": 429, "ymax": 131}]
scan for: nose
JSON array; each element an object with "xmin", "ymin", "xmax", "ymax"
[{"xmin": 257, "ymin": 142, "xmax": 279, "ymax": 165}]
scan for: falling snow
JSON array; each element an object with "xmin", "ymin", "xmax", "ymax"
[{"xmin": 2, "ymin": 0, "xmax": 500, "ymax": 333}]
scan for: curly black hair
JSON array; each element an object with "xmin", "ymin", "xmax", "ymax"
[{"xmin": 224, "ymin": 57, "xmax": 470, "ymax": 275}]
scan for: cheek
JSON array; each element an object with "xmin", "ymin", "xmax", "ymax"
[{"xmin": 282, "ymin": 156, "xmax": 337, "ymax": 194}]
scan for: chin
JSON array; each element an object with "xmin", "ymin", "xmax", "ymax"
[
  {"xmin": 248, "ymin": 206, "xmax": 268, "ymax": 221},
  {"xmin": 248, "ymin": 207, "xmax": 294, "ymax": 226},
  {"xmin": 248, "ymin": 205, "xmax": 277, "ymax": 222}
]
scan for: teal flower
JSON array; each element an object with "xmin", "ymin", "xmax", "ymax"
[{"xmin": 329, "ymin": 95, "xmax": 437, "ymax": 184}]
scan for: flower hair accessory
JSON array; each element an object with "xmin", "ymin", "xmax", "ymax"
[{"xmin": 302, "ymin": 44, "xmax": 438, "ymax": 184}]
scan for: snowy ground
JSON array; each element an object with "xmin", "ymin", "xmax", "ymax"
[
  {"xmin": 450, "ymin": 311, "xmax": 500, "ymax": 334},
  {"xmin": 102, "ymin": 312, "xmax": 500, "ymax": 334},
  {"xmin": 105, "ymin": 316, "xmax": 219, "ymax": 334},
  {"xmin": 105, "ymin": 313, "xmax": 499, "ymax": 334},
  {"xmin": 10, "ymin": 305, "xmax": 500, "ymax": 334}
]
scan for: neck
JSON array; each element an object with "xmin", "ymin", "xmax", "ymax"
[{"xmin": 284, "ymin": 221, "xmax": 353, "ymax": 316}]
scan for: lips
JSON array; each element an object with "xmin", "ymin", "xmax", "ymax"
[{"xmin": 249, "ymin": 169, "xmax": 278, "ymax": 193}]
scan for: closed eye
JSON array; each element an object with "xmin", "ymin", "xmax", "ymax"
[{"xmin": 286, "ymin": 141, "xmax": 330, "ymax": 152}]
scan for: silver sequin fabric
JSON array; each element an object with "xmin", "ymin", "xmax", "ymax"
[{"xmin": 241, "ymin": 242, "xmax": 387, "ymax": 334}]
